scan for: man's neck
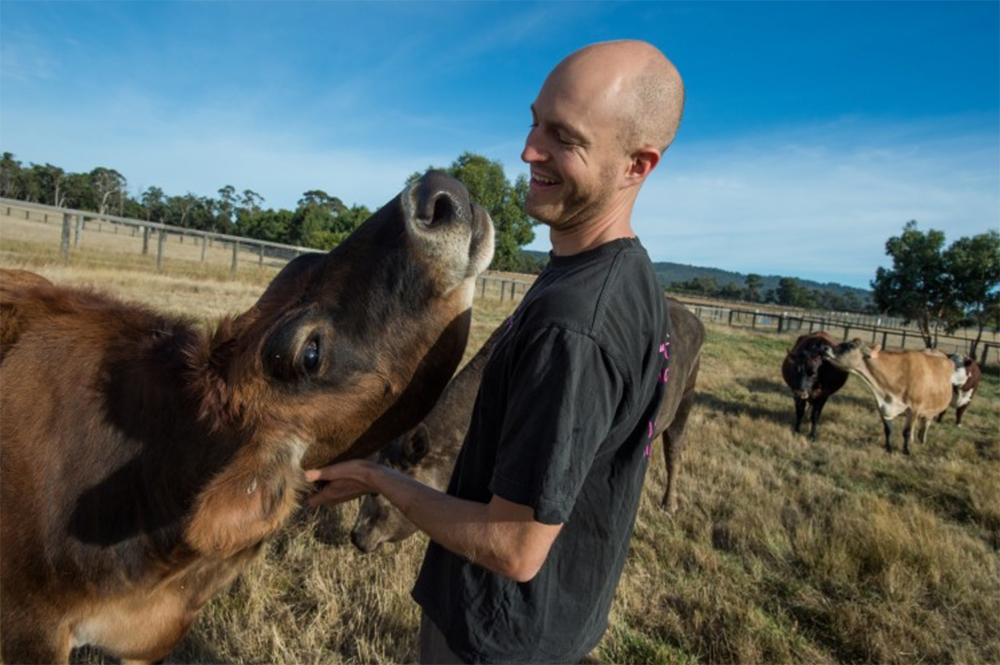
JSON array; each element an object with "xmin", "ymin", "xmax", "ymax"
[{"xmin": 549, "ymin": 197, "xmax": 637, "ymax": 257}]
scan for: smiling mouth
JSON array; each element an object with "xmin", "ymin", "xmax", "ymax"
[{"xmin": 530, "ymin": 172, "xmax": 560, "ymax": 188}]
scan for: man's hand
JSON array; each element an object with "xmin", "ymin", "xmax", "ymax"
[
  {"xmin": 305, "ymin": 459, "xmax": 378, "ymax": 508},
  {"xmin": 304, "ymin": 458, "xmax": 562, "ymax": 582}
]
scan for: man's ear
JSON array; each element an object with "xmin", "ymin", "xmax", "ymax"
[{"xmin": 625, "ymin": 147, "xmax": 661, "ymax": 185}]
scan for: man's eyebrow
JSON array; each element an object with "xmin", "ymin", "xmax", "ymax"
[{"xmin": 530, "ymin": 104, "xmax": 587, "ymax": 143}]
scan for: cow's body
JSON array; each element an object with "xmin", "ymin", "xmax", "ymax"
[
  {"xmin": 937, "ymin": 353, "xmax": 981, "ymax": 426},
  {"xmin": 824, "ymin": 339, "xmax": 953, "ymax": 454},
  {"xmin": 780, "ymin": 331, "xmax": 848, "ymax": 440},
  {"xmin": 0, "ymin": 172, "xmax": 494, "ymax": 664},
  {"xmin": 350, "ymin": 298, "xmax": 705, "ymax": 553}
]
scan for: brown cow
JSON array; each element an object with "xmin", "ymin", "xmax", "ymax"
[
  {"xmin": 0, "ymin": 172, "xmax": 494, "ymax": 664},
  {"xmin": 781, "ymin": 331, "xmax": 848, "ymax": 440},
  {"xmin": 823, "ymin": 339, "xmax": 952, "ymax": 454},
  {"xmin": 936, "ymin": 353, "xmax": 981, "ymax": 427},
  {"xmin": 350, "ymin": 298, "xmax": 706, "ymax": 553}
]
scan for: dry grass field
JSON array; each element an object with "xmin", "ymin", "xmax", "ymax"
[{"xmin": 2, "ymin": 213, "xmax": 998, "ymax": 664}]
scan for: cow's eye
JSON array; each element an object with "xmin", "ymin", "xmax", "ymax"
[{"xmin": 302, "ymin": 338, "xmax": 321, "ymax": 373}]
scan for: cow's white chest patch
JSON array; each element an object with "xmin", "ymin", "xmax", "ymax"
[
  {"xmin": 876, "ymin": 394, "xmax": 909, "ymax": 419},
  {"xmin": 953, "ymin": 388, "xmax": 975, "ymax": 409}
]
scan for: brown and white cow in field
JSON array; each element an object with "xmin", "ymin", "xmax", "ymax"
[
  {"xmin": 781, "ymin": 331, "xmax": 849, "ymax": 441},
  {"xmin": 823, "ymin": 339, "xmax": 952, "ymax": 454},
  {"xmin": 0, "ymin": 172, "xmax": 494, "ymax": 664},
  {"xmin": 349, "ymin": 298, "xmax": 706, "ymax": 553},
  {"xmin": 936, "ymin": 353, "xmax": 981, "ymax": 427}
]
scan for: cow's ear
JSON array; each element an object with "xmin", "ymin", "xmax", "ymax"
[
  {"xmin": 185, "ymin": 452, "xmax": 301, "ymax": 557},
  {"xmin": 965, "ymin": 358, "xmax": 975, "ymax": 368},
  {"xmin": 865, "ymin": 345, "xmax": 881, "ymax": 359},
  {"xmin": 402, "ymin": 424, "xmax": 430, "ymax": 466}
]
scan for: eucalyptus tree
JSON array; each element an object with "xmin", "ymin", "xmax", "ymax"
[
  {"xmin": 943, "ymin": 230, "xmax": 1000, "ymax": 357},
  {"xmin": 871, "ymin": 221, "xmax": 954, "ymax": 348}
]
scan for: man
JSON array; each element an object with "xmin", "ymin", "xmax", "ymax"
[{"xmin": 306, "ymin": 39, "xmax": 684, "ymax": 664}]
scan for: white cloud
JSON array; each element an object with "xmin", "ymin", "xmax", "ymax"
[{"xmin": 624, "ymin": 117, "xmax": 999, "ymax": 288}]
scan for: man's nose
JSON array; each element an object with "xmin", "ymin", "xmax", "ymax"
[{"xmin": 521, "ymin": 129, "xmax": 546, "ymax": 164}]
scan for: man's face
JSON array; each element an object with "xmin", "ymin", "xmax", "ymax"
[{"xmin": 520, "ymin": 67, "xmax": 628, "ymax": 230}]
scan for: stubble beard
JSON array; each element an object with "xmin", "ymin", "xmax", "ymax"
[{"xmin": 528, "ymin": 164, "xmax": 619, "ymax": 234}]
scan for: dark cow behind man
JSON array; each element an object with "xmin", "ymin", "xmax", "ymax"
[
  {"xmin": 0, "ymin": 172, "xmax": 494, "ymax": 664},
  {"xmin": 350, "ymin": 298, "xmax": 706, "ymax": 553}
]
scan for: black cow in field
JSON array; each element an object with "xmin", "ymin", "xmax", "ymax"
[{"xmin": 781, "ymin": 331, "xmax": 849, "ymax": 440}]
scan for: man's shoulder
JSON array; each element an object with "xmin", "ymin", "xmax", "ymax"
[{"xmin": 516, "ymin": 244, "xmax": 663, "ymax": 343}]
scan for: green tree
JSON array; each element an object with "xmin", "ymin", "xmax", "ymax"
[
  {"xmin": 242, "ymin": 208, "xmax": 294, "ymax": 244},
  {"xmin": 871, "ymin": 221, "xmax": 955, "ymax": 348},
  {"xmin": 776, "ymin": 278, "xmax": 801, "ymax": 306},
  {"xmin": 90, "ymin": 167, "xmax": 126, "ymax": 216},
  {"xmin": 166, "ymin": 193, "xmax": 201, "ymax": 228},
  {"xmin": 141, "ymin": 186, "xmax": 166, "ymax": 223},
  {"xmin": 743, "ymin": 273, "xmax": 763, "ymax": 303},
  {"xmin": 943, "ymin": 230, "xmax": 1000, "ymax": 357},
  {"xmin": 216, "ymin": 185, "xmax": 238, "ymax": 229},
  {"xmin": 31, "ymin": 163, "xmax": 66, "ymax": 207},
  {"xmin": 0, "ymin": 153, "xmax": 22, "ymax": 199},
  {"xmin": 410, "ymin": 153, "xmax": 535, "ymax": 271}
]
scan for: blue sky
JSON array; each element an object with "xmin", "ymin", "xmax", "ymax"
[{"xmin": 2, "ymin": 1, "xmax": 997, "ymax": 289}]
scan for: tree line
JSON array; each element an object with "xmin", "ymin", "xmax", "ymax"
[
  {"xmin": 669, "ymin": 274, "xmax": 871, "ymax": 313},
  {"xmin": 3, "ymin": 153, "xmax": 996, "ymax": 348},
  {"xmin": 0, "ymin": 151, "xmax": 540, "ymax": 272}
]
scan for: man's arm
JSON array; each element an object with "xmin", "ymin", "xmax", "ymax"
[{"xmin": 305, "ymin": 460, "xmax": 562, "ymax": 583}]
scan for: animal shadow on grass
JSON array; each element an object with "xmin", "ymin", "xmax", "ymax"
[{"xmin": 695, "ymin": 385, "xmax": 789, "ymax": 427}]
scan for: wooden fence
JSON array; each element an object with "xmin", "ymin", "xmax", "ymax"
[
  {"xmin": 685, "ymin": 303, "xmax": 999, "ymax": 366},
  {"xmin": 1, "ymin": 197, "xmax": 319, "ymax": 276},
  {"xmin": 3, "ymin": 198, "xmax": 995, "ymax": 364},
  {"xmin": 1, "ymin": 197, "xmax": 532, "ymax": 301}
]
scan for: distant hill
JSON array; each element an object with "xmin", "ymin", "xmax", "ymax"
[{"xmin": 522, "ymin": 250, "xmax": 871, "ymax": 302}]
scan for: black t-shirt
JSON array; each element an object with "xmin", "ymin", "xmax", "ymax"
[{"xmin": 412, "ymin": 237, "xmax": 671, "ymax": 664}]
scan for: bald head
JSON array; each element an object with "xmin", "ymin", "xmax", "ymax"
[{"xmin": 552, "ymin": 40, "xmax": 684, "ymax": 154}]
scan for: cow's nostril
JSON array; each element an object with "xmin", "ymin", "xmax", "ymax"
[{"xmin": 430, "ymin": 195, "xmax": 455, "ymax": 227}]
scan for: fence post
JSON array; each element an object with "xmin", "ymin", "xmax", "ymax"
[
  {"xmin": 480, "ymin": 278, "xmax": 487, "ymax": 298},
  {"xmin": 61, "ymin": 213, "xmax": 72, "ymax": 262},
  {"xmin": 843, "ymin": 325, "xmax": 850, "ymax": 341},
  {"xmin": 882, "ymin": 331, "xmax": 889, "ymax": 348},
  {"xmin": 201, "ymin": 235, "xmax": 208, "ymax": 261},
  {"xmin": 500, "ymin": 281, "xmax": 507, "ymax": 301},
  {"xmin": 901, "ymin": 330, "xmax": 907, "ymax": 349},
  {"xmin": 231, "ymin": 241, "xmax": 240, "ymax": 277},
  {"xmin": 74, "ymin": 215, "xmax": 84, "ymax": 248},
  {"xmin": 982, "ymin": 345, "xmax": 991, "ymax": 367},
  {"xmin": 157, "ymin": 231, "xmax": 166, "ymax": 271},
  {"xmin": 142, "ymin": 227, "xmax": 150, "ymax": 255},
  {"xmin": 778, "ymin": 315, "xmax": 785, "ymax": 334},
  {"xmin": 259, "ymin": 244, "xmax": 265, "ymax": 267},
  {"xmin": 728, "ymin": 310, "xmax": 735, "ymax": 326}
]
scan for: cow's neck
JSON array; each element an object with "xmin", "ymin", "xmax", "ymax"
[
  {"xmin": 96, "ymin": 323, "xmax": 251, "ymax": 553},
  {"xmin": 849, "ymin": 358, "xmax": 900, "ymax": 410}
]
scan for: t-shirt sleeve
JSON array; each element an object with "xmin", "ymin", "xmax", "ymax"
[{"xmin": 489, "ymin": 325, "xmax": 624, "ymax": 525}]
